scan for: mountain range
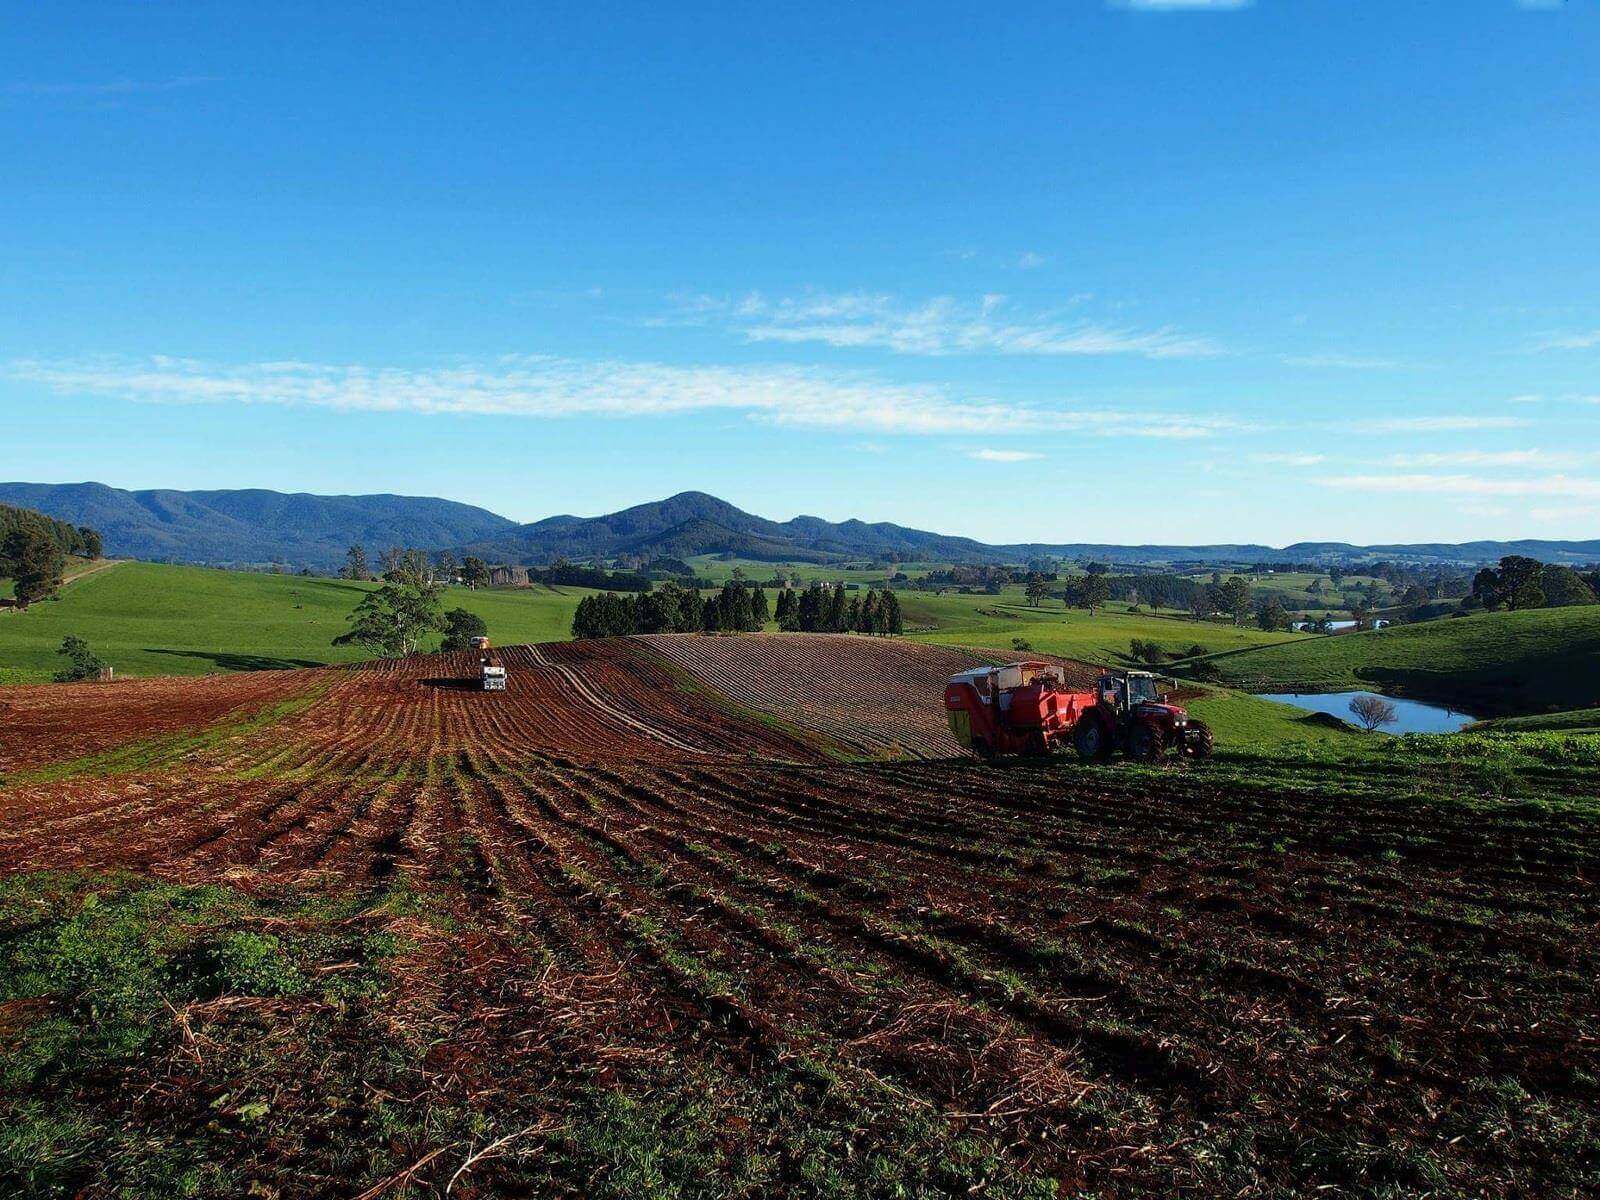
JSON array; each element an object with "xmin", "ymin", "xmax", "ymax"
[
  {"xmin": 0, "ymin": 482, "xmax": 515, "ymax": 569},
  {"xmin": 4, "ymin": 482, "xmax": 1597, "ymax": 570}
]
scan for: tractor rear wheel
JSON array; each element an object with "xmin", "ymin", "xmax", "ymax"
[
  {"xmin": 1074, "ymin": 719, "xmax": 1110, "ymax": 762},
  {"xmin": 1185, "ymin": 722, "xmax": 1215, "ymax": 759},
  {"xmin": 1129, "ymin": 725, "xmax": 1165, "ymax": 761}
]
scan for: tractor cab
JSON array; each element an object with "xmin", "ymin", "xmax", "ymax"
[
  {"xmin": 1077, "ymin": 670, "xmax": 1214, "ymax": 762},
  {"xmin": 1097, "ymin": 670, "xmax": 1168, "ymax": 712}
]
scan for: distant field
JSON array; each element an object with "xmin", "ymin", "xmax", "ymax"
[
  {"xmin": 684, "ymin": 554, "xmax": 943, "ymax": 585},
  {"xmin": 1195, "ymin": 606, "xmax": 1600, "ymax": 717},
  {"xmin": 901, "ymin": 589, "xmax": 1305, "ymax": 664},
  {"xmin": 1181, "ymin": 570, "xmax": 1386, "ymax": 611},
  {"xmin": 0, "ymin": 562, "xmax": 596, "ymax": 683}
]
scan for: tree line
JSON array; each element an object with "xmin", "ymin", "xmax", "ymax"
[
  {"xmin": 0, "ymin": 503, "xmax": 104, "ymax": 610},
  {"xmin": 571, "ymin": 579, "xmax": 904, "ymax": 639},
  {"xmin": 573, "ymin": 581, "xmax": 770, "ymax": 638},
  {"xmin": 1470, "ymin": 556, "xmax": 1598, "ymax": 612},
  {"xmin": 773, "ymin": 582, "xmax": 903, "ymax": 635}
]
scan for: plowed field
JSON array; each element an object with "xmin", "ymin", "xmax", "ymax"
[
  {"xmin": 639, "ymin": 632, "xmax": 1100, "ymax": 758},
  {"xmin": 2, "ymin": 637, "xmax": 1596, "ymax": 1199}
]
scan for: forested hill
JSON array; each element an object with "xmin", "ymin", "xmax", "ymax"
[
  {"xmin": 7, "ymin": 482, "xmax": 1599, "ymax": 570},
  {"xmin": 457, "ymin": 491, "xmax": 996, "ymax": 565},
  {"xmin": 0, "ymin": 482, "xmax": 516, "ymax": 570}
]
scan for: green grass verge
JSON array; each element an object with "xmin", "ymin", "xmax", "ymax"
[
  {"xmin": 1190, "ymin": 606, "xmax": 1600, "ymax": 717},
  {"xmin": 0, "ymin": 562, "xmax": 599, "ymax": 683}
]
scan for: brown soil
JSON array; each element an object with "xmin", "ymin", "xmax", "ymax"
[{"xmin": 1, "ymin": 636, "xmax": 1596, "ymax": 1196}]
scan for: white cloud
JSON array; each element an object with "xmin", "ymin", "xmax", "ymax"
[
  {"xmin": 1014, "ymin": 251, "xmax": 1050, "ymax": 270},
  {"xmin": 5, "ymin": 354, "xmax": 1242, "ymax": 440},
  {"xmin": 1531, "ymin": 329, "xmax": 1600, "ymax": 351},
  {"xmin": 1387, "ymin": 448, "xmax": 1598, "ymax": 469},
  {"xmin": 1251, "ymin": 452, "xmax": 1326, "ymax": 467},
  {"xmin": 969, "ymin": 448, "xmax": 1045, "ymax": 462},
  {"xmin": 1529, "ymin": 505, "xmax": 1600, "ymax": 521},
  {"xmin": 680, "ymin": 291, "xmax": 1224, "ymax": 360},
  {"xmin": 1351, "ymin": 415, "xmax": 1529, "ymax": 433},
  {"xmin": 1317, "ymin": 473, "xmax": 1600, "ymax": 497},
  {"xmin": 1281, "ymin": 354, "xmax": 1404, "ymax": 370}
]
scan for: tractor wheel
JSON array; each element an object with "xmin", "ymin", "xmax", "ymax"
[
  {"xmin": 1185, "ymin": 722, "xmax": 1215, "ymax": 759},
  {"xmin": 1129, "ymin": 725, "xmax": 1166, "ymax": 762},
  {"xmin": 972, "ymin": 737, "xmax": 996, "ymax": 762},
  {"xmin": 1074, "ymin": 719, "xmax": 1110, "ymax": 763}
]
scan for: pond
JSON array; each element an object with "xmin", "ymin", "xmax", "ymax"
[{"xmin": 1253, "ymin": 691, "xmax": 1477, "ymax": 735}]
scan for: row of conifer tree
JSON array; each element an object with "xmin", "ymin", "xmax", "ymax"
[{"xmin": 571, "ymin": 579, "xmax": 902, "ymax": 639}]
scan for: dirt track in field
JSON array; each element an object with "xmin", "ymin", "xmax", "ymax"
[{"xmin": 3, "ymin": 636, "xmax": 1597, "ymax": 1195}]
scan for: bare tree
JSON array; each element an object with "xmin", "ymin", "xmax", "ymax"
[{"xmin": 1349, "ymin": 694, "xmax": 1398, "ymax": 733}]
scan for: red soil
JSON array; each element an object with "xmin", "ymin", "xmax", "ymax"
[{"xmin": 1, "ymin": 637, "xmax": 1595, "ymax": 1195}]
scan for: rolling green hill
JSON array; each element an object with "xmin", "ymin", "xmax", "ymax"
[
  {"xmin": 0, "ymin": 562, "xmax": 596, "ymax": 683},
  {"xmin": 902, "ymin": 589, "xmax": 1305, "ymax": 664},
  {"xmin": 1195, "ymin": 607, "xmax": 1600, "ymax": 717},
  {"xmin": 1469, "ymin": 708, "xmax": 1600, "ymax": 734}
]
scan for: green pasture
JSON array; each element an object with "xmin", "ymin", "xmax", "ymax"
[{"xmin": 0, "ymin": 562, "xmax": 596, "ymax": 683}]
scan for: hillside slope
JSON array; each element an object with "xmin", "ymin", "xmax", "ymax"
[
  {"xmin": 0, "ymin": 482, "xmax": 516, "ymax": 568},
  {"xmin": 0, "ymin": 561, "xmax": 593, "ymax": 683},
  {"xmin": 1198, "ymin": 607, "xmax": 1600, "ymax": 716}
]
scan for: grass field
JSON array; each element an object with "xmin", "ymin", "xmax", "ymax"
[
  {"xmin": 1183, "ymin": 570, "xmax": 1386, "ymax": 611},
  {"xmin": 901, "ymin": 589, "xmax": 1305, "ymax": 663},
  {"xmin": 1192, "ymin": 605, "xmax": 1600, "ymax": 717},
  {"xmin": 0, "ymin": 562, "xmax": 597, "ymax": 684},
  {"xmin": 683, "ymin": 554, "xmax": 944, "ymax": 585}
]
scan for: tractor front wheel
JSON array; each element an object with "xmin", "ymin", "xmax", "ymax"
[
  {"xmin": 1129, "ymin": 725, "xmax": 1166, "ymax": 762},
  {"xmin": 1074, "ymin": 719, "xmax": 1111, "ymax": 763},
  {"xmin": 1184, "ymin": 722, "xmax": 1215, "ymax": 759}
]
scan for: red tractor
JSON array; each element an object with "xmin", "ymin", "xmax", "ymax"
[
  {"xmin": 944, "ymin": 664, "xmax": 1213, "ymax": 762},
  {"xmin": 1071, "ymin": 669, "xmax": 1213, "ymax": 762}
]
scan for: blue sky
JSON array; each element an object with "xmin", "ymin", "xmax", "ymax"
[{"xmin": 3, "ymin": 0, "xmax": 1598, "ymax": 546}]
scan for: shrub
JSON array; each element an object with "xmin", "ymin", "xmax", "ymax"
[{"xmin": 52, "ymin": 636, "xmax": 106, "ymax": 683}]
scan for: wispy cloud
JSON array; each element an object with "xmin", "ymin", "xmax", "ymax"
[
  {"xmin": 1530, "ymin": 328, "xmax": 1600, "ymax": 351},
  {"xmin": 1351, "ymin": 415, "xmax": 1529, "ymax": 433},
  {"xmin": 1251, "ymin": 452, "xmax": 1326, "ymax": 467},
  {"xmin": 5, "ymin": 354, "xmax": 1243, "ymax": 440},
  {"xmin": 3, "ymin": 75, "xmax": 220, "ymax": 97},
  {"xmin": 1281, "ymin": 354, "xmax": 1405, "ymax": 370},
  {"xmin": 1013, "ymin": 251, "xmax": 1050, "ymax": 270},
  {"xmin": 969, "ymin": 448, "xmax": 1045, "ymax": 462},
  {"xmin": 671, "ymin": 291, "xmax": 1224, "ymax": 360},
  {"xmin": 1387, "ymin": 448, "xmax": 1599, "ymax": 469},
  {"xmin": 1318, "ymin": 473, "xmax": 1600, "ymax": 497}
]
